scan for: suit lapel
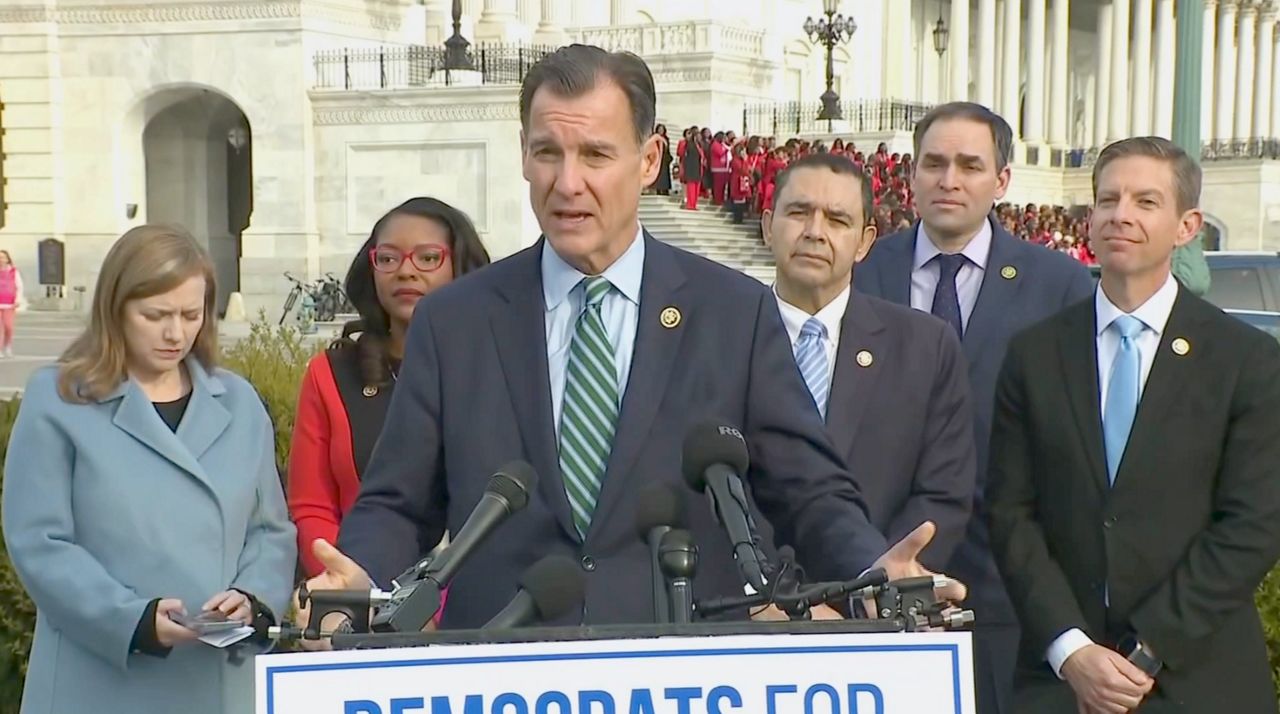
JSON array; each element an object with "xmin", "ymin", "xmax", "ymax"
[
  {"xmin": 963, "ymin": 223, "xmax": 1028, "ymax": 366},
  {"xmin": 490, "ymin": 241, "xmax": 576, "ymax": 542},
  {"xmin": 1114, "ymin": 287, "xmax": 1202, "ymax": 489},
  {"xmin": 106, "ymin": 365, "xmax": 216, "ymax": 490},
  {"xmin": 826, "ymin": 292, "xmax": 888, "ymax": 461},
  {"xmin": 1057, "ymin": 301, "xmax": 1109, "ymax": 495},
  {"xmin": 588, "ymin": 235, "xmax": 689, "ymax": 538},
  {"xmin": 175, "ymin": 361, "xmax": 230, "ymax": 462},
  {"xmin": 872, "ymin": 228, "xmax": 914, "ymax": 306}
]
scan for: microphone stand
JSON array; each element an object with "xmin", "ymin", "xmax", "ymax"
[{"xmin": 658, "ymin": 529, "xmax": 698, "ymax": 625}]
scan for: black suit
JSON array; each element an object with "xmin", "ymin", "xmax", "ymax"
[
  {"xmin": 824, "ymin": 292, "xmax": 977, "ymax": 570},
  {"xmin": 988, "ymin": 286, "xmax": 1280, "ymax": 712},
  {"xmin": 339, "ymin": 235, "xmax": 889, "ymax": 627},
  {"xmin": 857, "ymin": 220, "xmax": 1095, "ymax": 714}
]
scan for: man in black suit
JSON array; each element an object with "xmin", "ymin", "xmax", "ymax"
[
  {"xmin": 763, "ymin": 152, "xmax": 977, "ymax": 571},
  {"xmin": 988, "ymin": 136, "xmax": 1280, "ymax": 713},
  {"xmin": 856, "ymin": 102, "xmax": 1094, "ymax": 714},
  {"xmin": 300, "ymin": 45, "xmax": 964, "ymax": 628}
]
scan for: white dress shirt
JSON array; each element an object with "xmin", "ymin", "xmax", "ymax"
[
  {"xmin": 1045, "ymin": 272, "xmax": 1180, "ymax": 677},
  {"xmin": 773, "ymin": 284, "xmax": 851, "ymax": 398},
  {"xmin": 909, "ymin": 220, "xmax": 993, "ymax": 331}
]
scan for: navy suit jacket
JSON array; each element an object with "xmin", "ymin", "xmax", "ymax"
[
  {"xmin": 825, "ymin": 292, "xmax": 976, "ymax": 571},
  {"xmin": 855, "ymin": 218, "xmax": 1094, "ymax": 624},
  {"xmin": 339, "ymin": 233, "xmax": 888, "ymax": 628}
]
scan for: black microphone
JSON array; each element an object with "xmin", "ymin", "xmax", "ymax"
[
  {"xmin": 372, "ymin": 461, "xmax": 537, "ymax": 632},
  {"xmin": 658, "ymin": 528, "xmax": 698, "ymax": 624},
  {"xmin": 635, "ymin": 484, "xmax": 687, "ymax": 624},
  {"xmin": 482, "ymin": 555, "xmax": 585, "ymax": 629},
  {"xmin": 681, "ymin": 420, "xmax": 767, "ymax": 592}
]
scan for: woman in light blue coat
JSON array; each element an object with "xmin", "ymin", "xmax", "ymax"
[{"xmin": 2, "ymin": 224, "xmax": 297, "ymax": 714}]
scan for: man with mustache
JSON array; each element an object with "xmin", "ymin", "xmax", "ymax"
[{"xmin": 855, "ymin": 102, "xmax": 1095, "ymax": 714}]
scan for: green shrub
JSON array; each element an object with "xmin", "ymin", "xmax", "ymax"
[{"xmin": 0, "ymin": 397, "xmax": 34, "ymax": 712}]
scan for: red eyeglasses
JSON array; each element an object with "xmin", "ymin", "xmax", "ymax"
[{"xmin": 369, "ymin": 245, "xmax": 452, "ymax": 273}]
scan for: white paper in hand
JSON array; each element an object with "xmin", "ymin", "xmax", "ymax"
[{"xmin": 198, "ymin": 625, "xmax": 255, "ymax": 648}]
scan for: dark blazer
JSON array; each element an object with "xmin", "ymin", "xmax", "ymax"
[
  {"xmin": 855, "ymin": 219, "xmax": 1095, "ymax": 624},
  {"xmin": 825, "ymin": 291, "xmax": 976, "ymax": 570},
  {"xmin": 988, "ymin": 287, "xmax": 1280, "ymax": 712},
  {"xmin": 338, "ymin": 234, "xmax": 889, "ymax": 628}
]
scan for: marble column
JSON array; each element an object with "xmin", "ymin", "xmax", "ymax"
[
  {"xmin": 610, "ymin": 0, "xmax": 631, "ymax": 24},
  {"xmin": 1049, "ymin": 0, "xmax": 1070, "ymax": 147},
  {"xmin": 1131, "ymin": 0, "xmax": 1153, "ymax": 135},
  {"xmin": 1216, "ymin": 0, "xmax": 1238, "ymax": 140},
  {"xmin": 951, "ymin": 0, "xmax": 972, "ymax": 100},
  {"xmin": 1095, "ymin": 1, "xmax": 1113, "ymax": 147},
  {"xmin": 1235, "ymin": 2, "xmax": 1257, "ymax": 139},
  {"xmin": 475, "ymin": 0, "xmax": 519, "ymax": 42},
  {"xmin": 1026, "ymin": 0, "xmax": 1047, "ymax": 145},
  {"xmin": 533, "ymin": 0, "xmax": 566, "ymax": 45},
  {"xmin": 1108, "ymin": 0, "xmax": 1131, "ymax": 141},
  {"xmin": 1153, "ymin": 0, "xmax": 1175, "ymax": 137},
  {"xmin": 996, "ymin": 0, "xmax": 1006, "ymax": 105},
  {"xmin": 977, "ymin": 0, "xmax": 998, "ymax": 106},
  {"xmin": 1256, "ymin": 8, "xmax": 1277, "ymax": 139},
  {"xmin": 519, "ymin": 0, "xmax": 539, "ymax": 27},
  {"xmin": 424, "ymin": 0, "xmax": 449, "ymax": 45},
  {"xmin": 1272, "ymin": 20, "xmax": 1280, "ymax": 137},
  {"xmin": 1203, "ymin": 0, "xmax": 1218, "ymax": 140},
  {"xmin": 1002, "ymin": 0, "xmax": 1022, "ymax": 132}
]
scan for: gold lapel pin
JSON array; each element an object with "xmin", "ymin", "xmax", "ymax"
[
  {"xmin": 856, "ymin": 350, "xmax": 874, "ymax": 368},
  {"xmin": 660, "ymin": 306, "xmax": 681, "ymax": 329},
  {"xmin": 1171, "ymin": 337, "xmax": 1190, "ymax": 356},
  {"xmin": 362, "ymin": 385, "xmax": 378, "ymax": 398},
  {"xmin": 1000, "ymin": 265, "xmax": 1017, "ymax": 280}
]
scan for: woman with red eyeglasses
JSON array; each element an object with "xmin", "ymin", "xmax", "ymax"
[{"xmin": 288, "ymin": 197, "xmax": 491, "ymax": 577}]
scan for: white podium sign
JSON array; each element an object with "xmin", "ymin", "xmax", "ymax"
[{"xmin": 257, "ymin": 632, "xmax": 974, "ymax": 714}]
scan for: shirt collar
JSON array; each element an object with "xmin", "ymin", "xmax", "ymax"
[
  {"xmin": 542, "ymin": 225, "xmax": 646, "ymax": 310},
  {"xmin": 772, "ymin": 283, "xmax": 852, "ymax": 345},
  {"xmin": 1094, "ymin": 271, "xmax": 1179, "ymax": 337},
  {"xmin": 913, "ymin": 218, "xmax": 994, "ymax": 271}
]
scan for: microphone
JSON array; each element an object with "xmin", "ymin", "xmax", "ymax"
[
  {"xmin": 658, "ymin": 528, "xmax": 698, "ymax": 624},
  {"xmin": 635, "ymin": 484, "xmax": 687, "ymax": 623},
  {"xmin": 482, "ymin": 555, "xmax": 585, "ymax": 629},
  {"xmin": 371, "ymin": 461, "xmax": 537, "ymax": 632},
  {"xmin": 681, "ymin": 420, "xmax": 768, "ymax": 592}
]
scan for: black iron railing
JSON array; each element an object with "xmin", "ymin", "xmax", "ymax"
[
  {"xmin": 1071, "ymin": 138, "xmax": 1280, "ymax": 167},
  {"xmin": 742, "ymin": 99, "xmax": 933, "ymax": 137},
  {"xmin": 313, "ymin": 43, "xmax": 557, "ymax": 90}
]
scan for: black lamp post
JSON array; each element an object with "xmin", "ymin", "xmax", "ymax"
[
  {"xmin": 443, "ymin": 0, "xmax": 474, "ymax": 70},
  {"xmin": 933, "ymin": 12, "xmax": 950, "ymax": 56},
  {"xmin": 803, "ymin": 0, "xmax": 858, "ymax": 122}
]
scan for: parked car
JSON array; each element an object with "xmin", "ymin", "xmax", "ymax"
[
  {"xmin": 1087, "ymin": 252, "xmax": 1280, "ymax": 312},
  {"xmin": 1224, "ymin": 309, "xmax": 1280, "ymax": 339}
]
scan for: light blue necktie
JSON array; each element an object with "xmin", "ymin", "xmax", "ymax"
[
  {"xmin": 794, "ymin": 317, "xmax": 830, "ymax": 420},
  {"xmin": 1103, "ymin": 315, "xmax": 1145, "ymax": 485}
]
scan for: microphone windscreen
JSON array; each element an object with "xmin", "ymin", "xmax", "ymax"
[
  {"xmin": 634, "ymin": 483, "xmax": 686, "ymax": 539},
  {"xmin": 519, "ymin": 555, "xmax": 586, "ymax": 621},
  {"xmin": 487, "ymin": 461, "xmax": 538, "ymax": 511},
  {"xmin": 681, "ymin": 419, "xmax": 750, "ymax": 491}
]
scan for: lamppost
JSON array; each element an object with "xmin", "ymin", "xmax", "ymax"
[
  {"xmin": 443, "ymin": 0, "xmax": 474, "ymax": 71},
  {"xmin": 803, "ymin": 0, "xmax": 858, "ymax": 122}
]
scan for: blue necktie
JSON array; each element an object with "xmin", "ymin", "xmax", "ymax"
[
  {"xmin": 794, "ymin": 317, "xmax": 830, "ymax": 420},
  {"xmin": 931, "ymin": 253, "xmax": 967, "ymax": 338},
  {"xmin": 1103, "ymin": 315, "xmax": 1145, "ymax": 485}
]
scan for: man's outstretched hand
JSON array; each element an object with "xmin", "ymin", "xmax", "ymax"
[{"xmin": 871, "ymin": 521, "xmax": 968, "ymax": 604}]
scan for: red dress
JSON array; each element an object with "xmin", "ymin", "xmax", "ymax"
[
  {"xmin": 760, "ymin": 156, "xmax": 787, "ymax": 211},
  {"xmin": 730, "ymin": 156, "xmax": 752, "ymax": 203}
]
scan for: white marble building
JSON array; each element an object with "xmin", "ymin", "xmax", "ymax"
[{"xmin": 0, "ymin": 0, "xmax": 1278, "ymax": 317}]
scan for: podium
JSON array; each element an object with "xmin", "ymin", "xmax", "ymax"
[{"xmin": 256, "ymin": 621, "xmax": 975, "ymax": 713}]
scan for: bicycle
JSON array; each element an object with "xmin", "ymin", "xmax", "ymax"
[{"xmin": 279, "ymin": 272, "xmax": 307, "ymax": 325}]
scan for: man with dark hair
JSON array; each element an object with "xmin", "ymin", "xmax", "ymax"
[
  {"xmin": 989, "ymin": 136, "xmax": 1280, "ymax": 713},
  {"xmin": 764, "ymin": 152, "xmax": 977, "ymax": 575},
  {"xmin": 857, "ymin": 101, "xmax": 1095, "ymax": 714},
  {"xmin": 305, "ymin": 45, "xmax": 965, "ymax": 628}
]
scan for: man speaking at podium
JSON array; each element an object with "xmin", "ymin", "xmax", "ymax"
[{"xmin": 302, "ymin": 45, "xmax": 965, "ymax": 629}]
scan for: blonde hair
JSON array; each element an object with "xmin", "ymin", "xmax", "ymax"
[{"xmin": 57, "ymin": 224, "xmax": 219, "ymax": 402}]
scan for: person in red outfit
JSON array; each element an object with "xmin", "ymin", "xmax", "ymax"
[
  {"xmin": 681, "ymin": 126, "xmax": 704, "ymax": 209},
  {"xmin": 710, "ymin": 132, "xmax": 730, "ymax": 206},
  {"xmin": 760, "ymin": 147, "xmax": 788, "ymax": 212},
  {"xmin": 288, "ymin": 197, "xmax": 491, "ymax": 577},
  {"xmin": 728, "ymin": 144, "xmax": 753, "ymax": 224}
]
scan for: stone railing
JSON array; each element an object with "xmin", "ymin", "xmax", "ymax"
[{"xmin": 570, "ymin": 20, "xmax": 766, "ymax": 59}]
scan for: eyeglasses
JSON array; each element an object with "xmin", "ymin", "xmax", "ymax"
[{"xmin": 369, "ymin": 244, "xmax": 452, "ymax": 273}]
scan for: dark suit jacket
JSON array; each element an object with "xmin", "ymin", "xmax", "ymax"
[
  {"xmin": 988, "ymin": 287, "xmax": 1280, "ymax": 712},
  {"xmin": 855, "ymin": 219, "xmax": 1095, "ymax": 625},
  {"xmin": 338, "ymin": 234, "xmax": 889, "ymax": 628},
  {"xmin": 826, "ymin": 292, "xmax": 976, "ymax": 571}
]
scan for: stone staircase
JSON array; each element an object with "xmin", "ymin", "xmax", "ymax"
[{"xmin": 638, "ymin": 194, "xmax": 776, "ymax": 283}]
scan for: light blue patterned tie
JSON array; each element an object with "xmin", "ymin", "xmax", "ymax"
[
  {"xmin": 794, "ymin": 317, "xmax": 830, "ymax": 420},
  {"xmin": 1103, "ymin": 315, "xmax": 1144, "ymax": 485},
  {"xmin": 558, "ymin": 276, "xmax": 619, "ymax": 538}
]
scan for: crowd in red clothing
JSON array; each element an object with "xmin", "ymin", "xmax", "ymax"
[{"xmin": 649, "ymin": 126, "xmax": 1097, "ymax": 266}]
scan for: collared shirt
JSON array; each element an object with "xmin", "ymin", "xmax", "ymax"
[
  {"xmin": 909, "ymin": 220, "xmax": 993, "ymax": 331},
  {"xmin": 543, "ymin": 225, "xmax": 645, "ymax": 438},
  {"xmin": 1045, "ymin": 271, "xmax": 1179, "ymax": 677},
  {"xmin": 773, "ymin": 284, "xmax": 851, "ymax": 398}
]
